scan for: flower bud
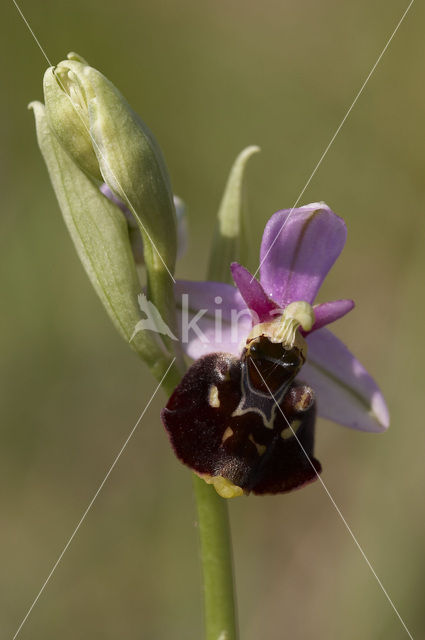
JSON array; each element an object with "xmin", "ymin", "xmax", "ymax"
[
  {"xmin": 43, "ymin": 54, "xmax": 102, "ymax": 181},
  {"xmin": 41, "ymin": 53, "xmax": 180, "ymax": 361},
  {"xmin": 30, "ymin": 100, "xmax": 183, "ymax": 384}
]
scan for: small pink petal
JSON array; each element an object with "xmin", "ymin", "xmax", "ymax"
[
  {"xmin": 230, "ymin": 262, "xmax": 280, "ymax": 323},
  {"xmin": 307, "ymin": 299, "xmax": 355, "ymax": 334}
]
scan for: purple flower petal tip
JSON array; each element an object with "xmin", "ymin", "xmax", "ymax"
[
  {"xmin": 100, "ymin": 183, "xmax": 133, "ymax": 220},
  {"xmin": 370, "ymin": 390, "xmax": 390, "ymax": 431},
  {"xmin": 309, "ymin": 299, "xmax": 355, "ymax": 333}
]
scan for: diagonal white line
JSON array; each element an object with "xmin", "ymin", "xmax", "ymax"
[
  {"xmin": 250, "ymin": 358, "xmax": 414, "ymax": 639},
  {"xmin": 12, "ymin": 0, "xmax": 176, "ymax": 284},
  {"xmin": 251, "ymin": 0, "xmax": 415, "ymax": 283},
  {"xmin": 11, "ymin": 358, "xmax": 176, "ymax": 640}
]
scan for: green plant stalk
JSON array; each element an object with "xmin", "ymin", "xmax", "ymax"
[
  {"xmin": 193, "ymin": 474, "xmax": 238, "ymax": 640},
  {"xmin": 162, "ymin": 376, "xmax": 238, "ymax": 640}
]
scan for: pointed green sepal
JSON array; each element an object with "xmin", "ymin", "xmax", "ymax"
[
  {"xmin": 207, "ymin": 145, "xmax": 260, "ymax": 283},
  {"xmin": 43, "ymin": 63, "xmax": 102, "ymax": 182},
  {"xmin": 30, "ymin": 101, "xmax": 181, "ymax": 386}
]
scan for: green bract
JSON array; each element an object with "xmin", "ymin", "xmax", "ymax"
[
  {"xmin": 208, "ymin": 145, "xmax": 260, "ymax": 283},
  {"xmin": 31, "ymin": 53, "xmax": 183, "ymax": 383}
]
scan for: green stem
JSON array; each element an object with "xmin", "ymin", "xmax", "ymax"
[
  {"xmin": 161, "ymin": 376, "xmax": 238, "ymax": 640},
  {"xmin": 193, "ymin": 475, "xmax": 238, "ymax": 640}
]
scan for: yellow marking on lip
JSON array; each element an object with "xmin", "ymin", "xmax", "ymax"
[
  {"xmin": 248, "ymin": 434, "xmax": 267, "ymax": 456},
  {"xmin": 208, "ymin": 385, "xmax": 220, "ymax": 408},
  {"xmin": 294, "ymin": 389, "xmax": 313, "ymax": 412},
  {"xmin": 222, "ymin": 426, "xmax": 234, "ymax": 443},
  {"xmin": 281, "ymin": 419, "xmax": 302, "ymax": 440},
  {"xmin": 203, "ymin": 474, "xmax": 244, "ymax": 499}
]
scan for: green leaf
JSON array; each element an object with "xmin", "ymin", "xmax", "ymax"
[
  {"xmin": 30, "ymin": 101, "xmax": 180, "ymax": 385},
  {"xmin": 207, "ymin": 145, "xmax": 260, "ymax": 283}
]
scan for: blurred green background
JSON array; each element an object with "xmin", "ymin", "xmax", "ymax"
[{"xmin": 1, "ymin": 0, "xmax": 424, "ymax": 638}]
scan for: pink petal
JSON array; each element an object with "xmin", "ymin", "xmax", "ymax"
[
  {"xmin": 260, "ymin": 203, "xmax": 347, "ymax": 306},
  {"xmin": 230, "ymin": 262, "xmax": 280, "ymax": 323},
  {"xmin": 308, "ymin": 299, "xmax": 355, "ymax": 334},
  {"xmin": 174, "ymin": 280, "xmax": 252, "ymax": 359},
  {"xmin": 301, "ymin": 328, "xmax": 389, "ymax": 432}
]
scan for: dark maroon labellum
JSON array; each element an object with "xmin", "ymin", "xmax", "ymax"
[{"xmin": 161, "ymin": 335, "xmax": 321, "ymax": 496}]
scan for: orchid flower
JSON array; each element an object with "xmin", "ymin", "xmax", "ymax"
[
  {"xmin": 162, "ymin": 203, "xmax": 389, "ymax": 497},
  {"xmin": 32, "ymin": 52, "xmax": 392, "ymax": 638}
]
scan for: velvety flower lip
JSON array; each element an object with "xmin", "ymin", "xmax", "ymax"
[
  {"xmin": 162, "ymin": 352, "xmax": 321, "ymax": 495},
  {"xmin": 174, "ymin": 203, "xmax": 389, "ymax": 433}
]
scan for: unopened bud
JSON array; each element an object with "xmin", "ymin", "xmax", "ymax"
[{"xmin": 41, "ymin": 53, "xmax": 181, "ymax": 359}]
